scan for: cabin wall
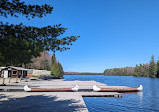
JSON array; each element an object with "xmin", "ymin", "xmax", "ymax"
[
  {"xmin": 0, "ymin": 69, "xmax": 27, "ymax": 78},
  {"xmin": 11, "ymin": 70, "xmax": 18, "ymax": 77},
  {"xmin": 0, "ymin": 67, "xmax": 28, "ymax": 78}
]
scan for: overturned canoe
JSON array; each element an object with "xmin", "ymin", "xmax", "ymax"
[
  {"xmin": 24, "ymin": 85, "xmax": 79, "ymax": 92},
  {"xmin": 93, "ymin": 85, "xmax": 143, "ymax": 92}
]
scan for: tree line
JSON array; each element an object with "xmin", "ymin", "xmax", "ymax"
[{"xmin": 104, "ymin": 55, "xmax": 159, "ymax": 78}]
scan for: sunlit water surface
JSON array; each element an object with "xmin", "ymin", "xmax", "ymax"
[{"xmin": 64, "ymin": 75, "xmax": 159, "ymax": 112}]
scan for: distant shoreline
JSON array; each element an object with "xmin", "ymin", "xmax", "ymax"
[{"xmin": 64, "ymin": 72, "xmax": 103, "ymax": 75}]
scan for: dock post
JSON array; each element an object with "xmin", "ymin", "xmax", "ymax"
[
  {"xmin": 2, "ymin": 78, "xmax": 5, "ymax": 85},
  {"xmin": 9, "ymin": 77, "xmax": 11, "ymax": 83},
  {"xmin": 20, "ymin": 70, "xmax": 23, "ymax": 82},
  {"xmin": 16, "ymin": 75, "xmax": 18, "ymax": 83}
]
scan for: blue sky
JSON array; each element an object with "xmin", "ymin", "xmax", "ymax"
[{"xmin": 2, "ymin": 0, "xmax": 159, "ymax": 72}]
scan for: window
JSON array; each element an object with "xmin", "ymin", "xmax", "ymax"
[{"xmin": 12, "ymin": 71, "xmax": 17, "ymax": 75}]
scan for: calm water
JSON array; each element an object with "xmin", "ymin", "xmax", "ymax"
[{"xmin": 64, "ymin": 75, "xmax": 159, "ymax": 112}]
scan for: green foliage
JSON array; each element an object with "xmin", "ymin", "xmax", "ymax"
[
  {"xmin": 104, "ymin": 67, "xmax": 134, "ymax": 76},
  {"xmin": 0, "ymin": 0, "xmax": 79, "ymax": 66},
  {"xmin": 149, "ymin": 55, "xmax": 157, "ymax": 78},
  {"xmin": 51, "ymin": 53, "xmax": 64, "ymax": 78},
  {"xmin": 52, "ymin": 54, "xmax": 56, "ymax": 64},
  {"xmin": 134, "ymin": 65, "xmax": 140, "ymax": 77},
  {"xmin": 142, "ymin": 64, "xmax": 149, "ymax": 77},
  {"xmin": 51, "ymin": 62, "xmax": 64, "ymax": 78},
  {"xmin": 134, "ymin": 64, "xmax": 144, "ymax": 77},
  {"xmin": 104, "ymin": 55, "xmax": 159, "ymax": 78},
  {"xmin": 0, "ymin": 0, "xmax": 53, "ymax": 19},
  {"xmin": 156, "ymin": 60, "xmax": 159, "ymax": 77}
]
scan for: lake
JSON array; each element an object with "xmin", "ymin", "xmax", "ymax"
[{"xmin": 64, "ymin": 75, "xmax": 159, "ymax": 112}]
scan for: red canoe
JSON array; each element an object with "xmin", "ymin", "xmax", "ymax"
[
  {"xmin": 93, "ymin": 85, "xmax": 143, "ymax": 92},
  {"xmin": 24, "ymin": 85, "xmax": 79, "ymax": 92}
]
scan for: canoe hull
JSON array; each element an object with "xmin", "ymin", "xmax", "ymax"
[
  {"xmin": 30, "ymin": 88, "xmax": 72, "ymax": 92},
  {"xmin": 93, "ymin": 85, "xmax": 143, "ymax": 92},
  {"xmin": 100, "ymin": 88, "xmax": 139, "ymax": 92},
  {"xmin": 24, "ymin": 85, "xmax": 79, "ymax": 92}
]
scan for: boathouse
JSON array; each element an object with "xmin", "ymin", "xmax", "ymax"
[{"xmin": 0, "ymin": 66, "xmax": 29, "ymax": 78}]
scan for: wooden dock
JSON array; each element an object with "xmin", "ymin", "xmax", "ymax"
[{"xmin": 0, "ymin": 78, "xmax": 125, "ymax": 112}]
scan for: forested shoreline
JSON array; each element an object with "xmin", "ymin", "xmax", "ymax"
[{"xmin": 104, "ymin": 55, "xmax": 159, "ymax": 78}]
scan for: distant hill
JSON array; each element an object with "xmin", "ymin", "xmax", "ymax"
[{"xmin": 64, "ymin": 72, "xmax": 103, "ymax": 75}]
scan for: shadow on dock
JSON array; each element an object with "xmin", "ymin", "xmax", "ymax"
[{"xmin": 0, "ymin": 94, "xmax": 86, "ymax": 112}]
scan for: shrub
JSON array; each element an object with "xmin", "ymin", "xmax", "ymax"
[{"xmin": 51, "ymin": 62, "xmax": 64, "ymax": 78}]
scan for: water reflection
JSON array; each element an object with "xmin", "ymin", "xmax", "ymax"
[
  {"xmin": 64, "ymin": 75, "xmax": 159, "ymax": 112},
  {"xmin": 138, "ymin": 91, "xmax": 143, "ymax": 108}
]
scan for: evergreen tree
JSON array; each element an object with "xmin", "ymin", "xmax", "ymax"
[
  {"xmin": 51, "ymin": 54, "xmax": 57, "ymax": 65},
  {"xmin": 156, "ymin": 60, "xmax": 159, "ymax": 77},
  {"xmin": 134, "ymin": 64, "xmax": 140, "ymax": 77},
  {"xmin": 149, "ymin": 55, "xmax": 157, "ymax": 78},
  {"xmin": 0, "ymin": 0, "xmax": 79, "ymax": 66},
  {"xmin": 57, "ymin": 62, "xmax": 64, "ymax": 77},
  {"xmin": 103, "ymin": 56, "xmax": 159, "ymax": 78},
  {"xmin": 143, "ymin": 64, "xmax": 149, "ymax": 77},
  {"xmin": 139, "ymin": 64, "xmax": 144, "ymax": 76},
  {"xmin": 51, "ymin": 62, "xmax": 64, "ymax": 78},
  {"xmin": 51, "ymin": 54, "xmax": 64, "ymax": 78}
]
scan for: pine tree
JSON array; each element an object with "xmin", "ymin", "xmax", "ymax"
[
  {"xmin": 134, "ymin": 64, "xmax": 140, "ymax": 77},
  {"xmin": 51, "ymin": 54, "xmax": 57, "ymax": 65},
  {"xmin": 149, "ymin": 55, "xmax": 157, "ymax": 78},
  {"xmin": 58, "ymin": 62, "xmax": 64, "ymax": 78},
  {"xmin": 143, "ymin": 64, "xmax": 149, "ymax": 77},
  {"xmin": 156, "ymin": 60, "xmax": 159, "ymax": 78},
  {"xmin": 51, "ymin": 62, "xmax": 64, "ymax": 78},
  {"xmin": 0, "ymin": 0, "xmax": 79, "ymax": 66},
  {"xmin": 51, "ymin": 54, "xmax": 64, "ymax": 78}
]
